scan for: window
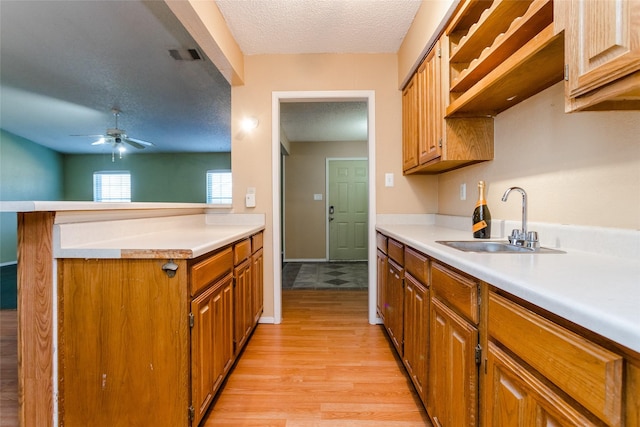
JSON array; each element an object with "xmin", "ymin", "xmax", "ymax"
[
  {"xmin": 206, "ymin": 170, "xmax": 232, "ymax": 204},
  {"xmin": 93, "ymin": 171, "xmax": 131, "ymax": 202}
]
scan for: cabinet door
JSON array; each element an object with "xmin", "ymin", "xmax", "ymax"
[
  {"xmin": 419, "ymin": 40, "xmax": 443, "ymax": 165},
  {"xmin": 191, "ymin": 283, "xmax": 217, "ymax": 426},
  {"xmin": 214, "ymin": 275, "xmax": 234, "ymax": 387},
  {"xmin": 428, "ymin": 297, "xmax": 478, "ymax": 427},
  {"xmin": 234, "ymin": 259, "xmax": 252, "ymax": 353},
  {"xmin": 402, "ymin": 73, "xmax": 419, "ymax": 171},
  {"xmin": 252, "ymin": 248, "xmax": 264, "ymax": 325},
  {"xmin": 376, "ymin": 249, "xmax": 387, "ymax": 321},
  {"xmin": 568, "ymin": 0, "xmax": 640, "ymax": 98},
  {"xmin": 403, "ymin": 274, "xmax": 429, "ymax": 401},
  {"xmin": 191, "ymin": 273, "xmax": 233, "ymax": 427},
  {"xmin": 485, "ymin": 341, "xmax": 599, "ymax": 427},
  {"xmin": 385, "ymin": 259, "xmax": 404, "ymax": 355}
]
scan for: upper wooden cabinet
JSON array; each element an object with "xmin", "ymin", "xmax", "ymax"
[
  {"xmin": 403, "ymin": 38, "xmax": 494, "ymax": 175},
  {"xmin": 561, "ymin": 0, "xmax": 640, "ymax": 111},
  {"xmin": 402, "ymin": 0, "xmax": 639, "ymax": 174},
  {"xmin": 402, "ymin": 73, "xmax": 419, "ymax": 171},
  {"xmin": 445, "ymin": 0, "xmax": 564, "ymax": 116}
]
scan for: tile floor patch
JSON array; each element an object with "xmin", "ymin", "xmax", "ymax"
[{"xmin": 287, "ymin": 262, "xmax": 368, "ymax": 290}]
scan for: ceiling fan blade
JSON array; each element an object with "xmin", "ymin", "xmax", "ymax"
[
  {"xmin": 123, "ymin": 138, "xmax": 146, "ymax": 149},
  {"xmin": 91, "ymin": 138, "xmax": 108, "ymax": 146},
  {"xmin": 124, "ymin": 137, "xmax": 154, "ymax": 148}
]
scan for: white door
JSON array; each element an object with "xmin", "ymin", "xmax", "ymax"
[{"xmin": 327, "ymin": 159, "xmax": 368, "ymax": 260}]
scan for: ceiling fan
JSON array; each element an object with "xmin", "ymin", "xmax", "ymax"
[{"xmin": 74, "ymin": 108, "xmax": 154, "ymax": 160}]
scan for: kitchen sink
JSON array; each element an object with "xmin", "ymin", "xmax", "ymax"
[{"xmin": 437, "ymin": 240, "xmax": 565, "ymax": 254}]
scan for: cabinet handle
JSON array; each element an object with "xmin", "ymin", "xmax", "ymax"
[{"xmin": 433, "ymin": 416, "xmax": 443, "ymax": 427}]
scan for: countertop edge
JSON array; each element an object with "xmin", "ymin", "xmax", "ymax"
[{"xmin": 376, "ymin": 224, "xmax": 640, "ymax": 355}]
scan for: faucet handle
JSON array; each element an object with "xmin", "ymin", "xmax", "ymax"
[
  {"xmin": 509, "ymin": 229, "xmax": 522, "ymax": 244},
  {"xmin": 526, "ymin": 231, "xmax": 540, "ymax": 248}
]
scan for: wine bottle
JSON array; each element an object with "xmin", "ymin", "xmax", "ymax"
[{"xmin": 472, "ymin": 180, "xmax": 491, "ymax": 239}]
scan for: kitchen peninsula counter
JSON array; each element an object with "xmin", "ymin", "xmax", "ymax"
[
  {"xmin": 376, "ymin": 220, "xmax": 640, "ymax": 355},
  {"xmin": 1, "ymin": 202, "xmax": 265, "ymax": 426}
]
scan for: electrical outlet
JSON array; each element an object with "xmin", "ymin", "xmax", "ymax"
[{"xmin": 460, "ymin": 183, "xmax": 466, "ymax": 200}]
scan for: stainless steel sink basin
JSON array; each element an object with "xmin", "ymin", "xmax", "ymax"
[{"xmin": 436, "ymin": 240, "xmax": 565, "ymax": 254}]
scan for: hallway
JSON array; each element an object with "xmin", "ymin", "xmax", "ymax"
[{"xmin": 202, "ymin": 290, "xmax": 429, "ymax": 426}]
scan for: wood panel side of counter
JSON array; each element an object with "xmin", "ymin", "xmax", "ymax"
[
  {"xmin": 58, "ymin": 258, "xmax": 191, "ymax": 426},
  {"xmin": 17, "ymin": 211, "xmax": 55, "ymax": 427}
]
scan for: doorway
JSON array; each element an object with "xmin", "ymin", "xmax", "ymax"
[{"xmin": 271, "ymin": 91, "xmax": 377, "ymax": 324}]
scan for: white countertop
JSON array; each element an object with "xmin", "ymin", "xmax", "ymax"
[
  {"xmin": 0, "ymin": 201, "xmax": 211, "ymax": 211},
  {"xmin": 54, "ymin": 213, "xmax": 264, "ymax": 259},
  {"xmin": 376, "ymin": 223, "xmax": 640, "ymax": 354}
]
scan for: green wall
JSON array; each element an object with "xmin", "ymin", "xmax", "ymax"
[
  {"xmin": 64, "ymin": 152, "xmax": 231, "ymax": 202},
  {"xmin": 1, "ymin": 129, "xmax": 231, "ymax": 263},
  {"xmin": 0, "ymin": 130, "xmax": 64, "ymax": 263}
]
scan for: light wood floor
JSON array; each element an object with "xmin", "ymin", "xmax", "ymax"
[
  {"xmin": 0, "ymin": 291, "xmax": 429, "ymax": 426},
  {"xmin": 0, "ymin": 310, "xmax": 18, "ymax": 427}
]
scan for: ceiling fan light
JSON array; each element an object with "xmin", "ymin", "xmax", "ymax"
[{"xmin": 118, "ymin": 144, "xmax": 126, "ymax": 153}]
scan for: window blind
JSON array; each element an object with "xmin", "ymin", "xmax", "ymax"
[
  {"xmin": 93, "ymin": 171, "xmax": 131, "ymax": 202},
  {"xmin": 206, "ymin": 170, "xmax": 232, "ymax": 204}
]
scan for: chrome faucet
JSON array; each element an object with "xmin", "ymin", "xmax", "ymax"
[{"xmin": 501, "ymin": 187, "xmax": 539, "ymax": 248}]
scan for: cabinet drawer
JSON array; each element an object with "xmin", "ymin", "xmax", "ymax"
[
  {"xmin": 251, "ymin": 232, "xmax": 263, "ymax": 253},
  {"xmin": 376, "ymin": 233, "xmax": 388, "ymax": 253},
  {"xmin": 234, "ymin": 238, "xmax": 251, "ymax": 265},
  {"xmin": 191, "ymin": 247, "xmax": 233, "ymax": 296},
  {"xmin": 488, "ymin": 292, "xmax": 623, "ymax": 427},
  {"xmin": 387, "ymin": 239, "xmax": 404, "ymax": 265},
  {"xmin": 431, "ymin": 262, "xmax": 478, "ymax": 324},
  {"xmin": 404, "ymin": 247, "xmax": 428, "ymax": 285}
]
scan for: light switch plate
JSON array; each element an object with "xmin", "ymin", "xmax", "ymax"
[
  {"xmin": 385, "ymin": 173, "xmax": 394, "ymax": 187},
  {"xmin": 245, "ymin": 193, "xmax": 256, "ymax": 207},
  {"xmin": 314, "ymin": 194, "xmax": 323, "ymax": 201}
]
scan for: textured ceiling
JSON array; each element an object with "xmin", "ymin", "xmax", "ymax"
[
  {"xmin": 0, "ymin": 0, "xmax": 421, "ymax": 154},
  {"xmin": 215, "ymin": 0, "xmax": 422, "ymax": 55},
  {"xmin": 281, "ymin": 102, "xmax": 368, "ymax": 142},
  {"xmin": 0, "ymin": 0, "xmax": 230, "ymax": 154}
]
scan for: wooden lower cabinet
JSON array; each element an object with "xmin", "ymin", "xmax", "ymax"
[
  {"xmin": 487, "ymin": 290, "xmax": 625, "ymax": 427},
  {"xmin": 403, "ymin": 273, "xmax": 429, "ymax": 400},
  {"xmin": 485, "ymin": 341, "xmax": 598, "ymax": 426},
  {"xmin": 386, "ymin": 259, "xmax": 404, "ymax": 355},
  {"xmin": 251, "ymin": 247, "xmax": 264, "ymax": 324},
  {"xmin": 428, "ymin": 297, "xmax": 479, "ymax": 427},
  {"xmin": 376, "ymin": 249, "xmax": 387, "ymax": 321},
  {"xmin": 234, "ymin": 258, "xmax": 252, "ymax": 352},
  {"xmin": 375, "ymin": 233, "xmax": 639, "ymax": 427},
  {"xmin": 191, "ymin": 273, "xmax": 233, "ymax": 427},
  {"xmin": 57, "ymin": 232, "xmax": 263, "ymax": 427}
]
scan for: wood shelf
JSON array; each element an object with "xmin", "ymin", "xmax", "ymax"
[
  {"xmin": 449, "ymin": 0, "xmax": 533, "ymax": 64},
  {"xmin": 446, "ymin": 24, "xmax": 564, "ymax": 117},
  {"xmin": 450, "ymin": 0, "xmax": 553, "ymax": 93}
]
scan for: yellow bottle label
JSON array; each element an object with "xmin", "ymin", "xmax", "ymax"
[{"xmin": 472, "ymin": 220, "xmax": 488, "ymax": 233}]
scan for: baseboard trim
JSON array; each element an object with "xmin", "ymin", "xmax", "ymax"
[{"xmin": 0, "ymin": 261, "xmax": 17, "ymax": 268}]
